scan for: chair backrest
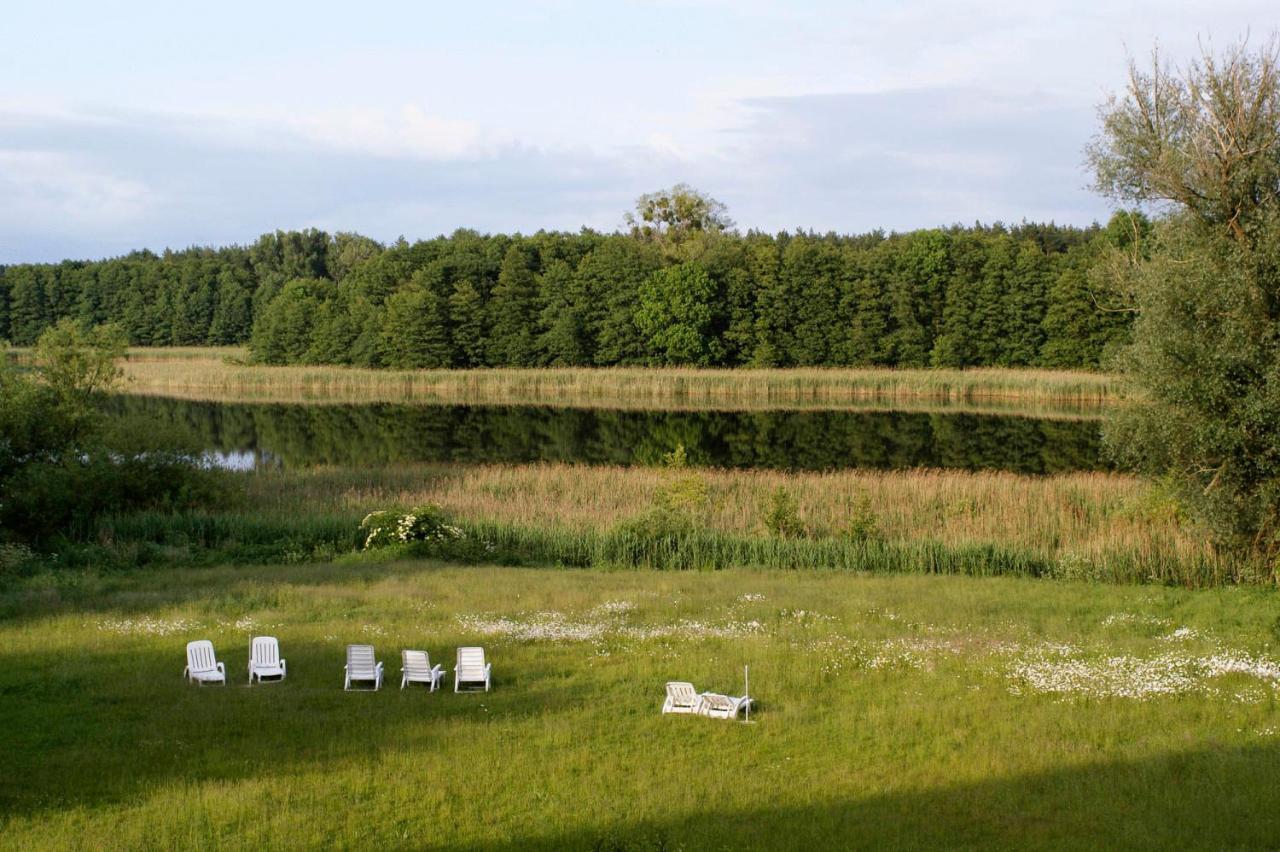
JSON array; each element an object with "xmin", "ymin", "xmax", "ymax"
[
  {"xmin": 251, "ymin": 636, "xmax": 280, "ymax": 667},
  {"xmin": 187, "ymin": 640, "xmax": 218, "ymax": 673},
  {"xmin": 702, "ymin": 693, "xmax": 733, "ymax": 713},
  {"xmin": 456, "ymin": 646, "xmax": 486, "ymax": 676},
  {"xmin": 347, "ymin": 644, "xmax": 377, "ymax": 678},
  {"xmin": 402, "ymin": 649, "xmax": 433, "ymax": 678},
  {"xmin": 666, "ymin": 681, "xmax": 698, "ymax": 708}
]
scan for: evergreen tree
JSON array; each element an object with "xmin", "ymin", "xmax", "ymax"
[
  {"xmin": 535, "ymin": 260, "xmax": 588, "ymax": 366},
  {"xmin": 380, "ymin": 282, "xmax": 453, "ymax": 368},
  {"xmin": 448, "ymin": 280, "xmax": 486, "ymax": 367},
  {"xmin": 487, "ymin": 244, "xmax": 539, "ymax": 366}
]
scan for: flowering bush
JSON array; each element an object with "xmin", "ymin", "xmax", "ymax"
[{"xmin": 360, "ymin": 504, "xmax": 465, "ymax": 551}]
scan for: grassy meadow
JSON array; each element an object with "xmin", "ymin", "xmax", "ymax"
[
  {"xmin": 2, "ymin": 562, "xmax": 1279, "ymax": 849},
  {"xmin": 107, "ymin": 347, "xmax": 1121, "ymax": 414}
]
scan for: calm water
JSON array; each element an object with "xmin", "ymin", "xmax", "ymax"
[{"xmin": 104, "ymin": 396, "xmax": 1108, "ymax": 474}]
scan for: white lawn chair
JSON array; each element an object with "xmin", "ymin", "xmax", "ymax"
[
  {"xmin": 248, "ymin": 636, "xmax": 287, "ymax": 684},
  {"xmin": 344, "ymin": 644, "xmax": 384, "ymax": 691},
  {"xmin": 454, "ymin": 646, "xmax": 492, "ymax": 692},
  {"xmin": 401, "ymin": 650, "xmax": 444, "ymax": 691},
  {"xmin": 662, "ymin": 681, "xmax": 703, "ymax": 714},
  {"xmin": 184, "ymin": 640, "xmax": 226, "ymax": 686},
  {"xmin": 698, "ymin": 692, "xmax": 752, "ymax": 720}
]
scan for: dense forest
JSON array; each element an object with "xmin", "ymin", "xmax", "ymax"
[{"xmin": 0, "ymin": 208, "xmax": 1141, "ymax": 369}]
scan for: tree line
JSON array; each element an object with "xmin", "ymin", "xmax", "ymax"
[{"xmin": 0, "ymin": 206, "xmax": 1140, "ymax": 370}]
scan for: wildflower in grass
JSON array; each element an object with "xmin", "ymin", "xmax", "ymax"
[{"xmin": 360, "ymin": 504, "xmax": 465, "ymax": 551}]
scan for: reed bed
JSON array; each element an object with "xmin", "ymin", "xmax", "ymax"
[
  {"xmin": 114, "ymin": 348, "xmax": 1121, "ymax": 414},
  {"xmin": 90, "ymin": 463, "xmax": 1232, "ymax": 585},
  {"xmin": 240, "ymin": 463, "xmax": 1206, "ymax": 569}
]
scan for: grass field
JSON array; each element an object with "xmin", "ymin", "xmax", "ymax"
[
  {"xmin": 104, "ymin": 348, "xmax": 1121, "ymax": 414},
  {"xmin": 2, "ymin": 562, "xmax": 1278, "ymax": 849}
]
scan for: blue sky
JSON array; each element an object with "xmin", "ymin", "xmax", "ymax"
[{"xmin": 1, "ymin": 1, "xmax": 1273, "ymax": 262}]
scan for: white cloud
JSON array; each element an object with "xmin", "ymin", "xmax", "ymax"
[
  {"xmin": 287, "ymin": 105, "xmax": 502, "ymax": 161},
  {"xmin": 0, "ymin": 150, "xmax": 152, "ymax": 228}
]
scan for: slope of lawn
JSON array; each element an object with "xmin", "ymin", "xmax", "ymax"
[{"xmin": 2, "ymin": 562, "xmax": 1278, "ymax": 850}]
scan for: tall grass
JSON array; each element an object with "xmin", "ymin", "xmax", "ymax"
[
  {"xmin": 81, "ymin": 462, "xmax": 1252, "ymax": 587},
  {"xmin": 114, "ymin": 348, "xmax": 1122, "ymax": 414}
]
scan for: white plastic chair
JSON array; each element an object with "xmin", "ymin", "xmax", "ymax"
[
  {"xmin": 698, "ymin": 692, "xmax": 752, "ymax": 720},
  {"xmin": 401, "ymin": 650, "xmax": 444, "ymax": 691},
  {"xmin": 662, "ymin": 681, "xmax": 703, "ymax": 714},
  {"xmin": 248, "ymin": 636, "xmax": 287, "ymax": 684},
  {"xmin": 184, "ymin": 640, "xmax": 226, "ymax": 686},
  {"xmin": 454, "ymin": 646, "xmax": 492, "ymax": 692},
  {"xmin": 344, "ymin": 644, "xmax": 384, "ymax": 691}
]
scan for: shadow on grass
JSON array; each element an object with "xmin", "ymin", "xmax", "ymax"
[
  {"xmin": 0, "ymin": 558, "xmax": 485, "ymax": 624},
  {"xmin": 464, "ymin": 741, "xmax": 1280, "ymax": 851},
  {"xmin": 0, "ymin": 638, "xmax": 575, "ymax": 817}
]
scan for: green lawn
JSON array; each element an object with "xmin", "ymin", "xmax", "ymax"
[{"xmin": 2, "ymin": 562, "xmax": 1278, "ymax": 850}]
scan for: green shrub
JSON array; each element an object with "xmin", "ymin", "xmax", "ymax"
[
  {"xmin": 359, "ymin": 504, "xmax": 465, "ymax": 551},
  {"xmin": 841, "ymin": 492, "xmax": 884, "ymax": 543},
  {"xmin": 762, "ymin": 487, "xmax": 806, "ymax": 538}
]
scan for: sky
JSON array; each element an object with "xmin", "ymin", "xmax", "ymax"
[{"xmin": 1, "ymin": 1, "xmax": 1274, "ymax": 263}]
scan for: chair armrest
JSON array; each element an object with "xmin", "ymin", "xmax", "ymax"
[
  {"xmin": 375, "ymin": 662, "xmax": 384, "ymax": 673},
  {"xmin": 484, "ymin": 664, "xmax": 492, "ymax": 676},
  {"xmin": 344, "ymin": 664, "xmax": 349, "ymax": 672},
  {"xmin": 280, "ymin": 660, "xmax": 287, "ymax": 675},
  {"xmin": 431, "ymin": 664, "xmax": 444, "ymax": 676}
]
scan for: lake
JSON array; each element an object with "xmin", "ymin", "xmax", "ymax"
[{"xmin": 104, "ymin": 396, "xmax": 1109, "ymax": 474}]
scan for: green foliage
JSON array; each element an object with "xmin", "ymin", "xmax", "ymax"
[
  {"xmin": 359, "ymin": 504, "xmax": 465, "ymax": 551},
  {"xmin": 635, "ymin": 262, "xmax": 723, "ymax": 365},
  {"xmin": 3, "ymin": 202, "xmax": 1131, "ymax": 370},
  {"xmin": 616, "ymin": 445, "xmax": 712, "ymax": 541},
  {"xmin": 841, "ymin": 492, "xmax": 884, "ymax": 543},
  {"xmin": 379, "ymin": 280, "xmax": 453, "ymax": 368},
  {"xmin": 1094, "ymin": 39, "xmax": 1280, "ymax": 565},
  {"xmin": 0, "ymin": 323, "xmax": 224, "ymax": 544},
  {"xmin": 762, "ymin": 487, "xmax": 806, "ymax": 538}
]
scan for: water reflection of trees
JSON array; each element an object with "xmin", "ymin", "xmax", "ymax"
[{"xmin": 102, "ymin": 397, "xmax": 1107, "ymax": 474}]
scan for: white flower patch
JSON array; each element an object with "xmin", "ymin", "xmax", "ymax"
[
  {"xmin": 457, "ymin": 612, "xmax": 609, "ymax": 643},
  {"xmin": 780, "ymin": 608, "xmax": 836, "ymax": 623},
  {"xmin": 737, "ymin": 593, "xmax": 766, "ymax": 603},
  {"xmin": 620, "ymin": 619, "xmax": 766, "ymax": 641},
  {"xmin": 96, "ymin": 617, "xmax": 202, "ymax": 637},
  {"xmin": 1158, "ymin": 626, "xmax": 1201, "ymax": 642},
  {"xmin": 1008, "ymin": 648, "xmax": 1280, "ymax": 700},
  {"xmin": 455, "ymin": 611, "xmax": 765, "ymax": 643},
  {"xmin": 591, "ymin": 600, "xmax": 636, "ymax": 617},
  {"xmin": 1101, "ymin": 613, "xmax": 1170, "ymax": 628}
]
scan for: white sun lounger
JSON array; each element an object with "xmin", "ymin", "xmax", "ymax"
[
  {"xmin": 662, "ymin": 681, "xmax": 703, "ymax": 714},
  {"xmin": 344, "ymin": 644, "xmax": 384, "ymax": 691},
  {"xmin": 401, "ymin": 650, "xmax": 445, "ymax": 691},
  {"xmin": 248, "ymin": 636, "xmax": 287, "ymax": 684},
  {"xmin": 698, "ymin": 692, "xmax": 752, "ymax": 720},
  {"xmin": 454, "ymin": 646, "xmax": 492, "ymax": 692},
  {"xmin": 184, "ymin": 640, "xmax": 226, "ymax": 685}
]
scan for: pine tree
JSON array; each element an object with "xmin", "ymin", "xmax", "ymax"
[
  {"xmin": 448, "ymin": 280, "xmax": 486, "ymax": 367},
  {"xmin": 487, "ymin": 244, "xmax": 539, "ymax": 366},
  {"xmin": 536, "ymin": 260, "xmax": 589, "ymax": 366},
  {"xmin": 379, "ymin": 284, "xmax": 452, "ymax": 368}
]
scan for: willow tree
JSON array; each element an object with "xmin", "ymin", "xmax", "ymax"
[{"xmin": 1090, "ymin": 38, "xmax": 1280, "ymax": 568}]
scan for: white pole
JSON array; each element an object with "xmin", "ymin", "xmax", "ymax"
[{"xmin": 744, "ymin": 664, "xmax": 750, "ymax": 723}]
